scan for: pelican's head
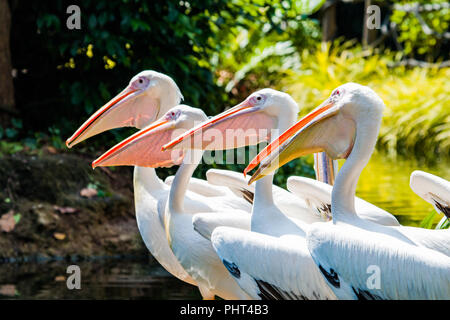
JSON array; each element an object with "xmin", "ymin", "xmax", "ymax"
[
  {"xmin": 243, "ymin": 88, "xmax": 299, "ymax": 119},
  {"xmin": 246, "ymin": 83, "xmax": 385, "ymax": 183},
  {"xmin": 92, "ymin": 105, "xmax": 207, "ymax": 169},
  {"xmin": 161, "ymin": 88, "xmax": 299, "ymax": 152},
  {"xmin": 66, "ymin": 70, "xmax": 183, "ymax": 148}
]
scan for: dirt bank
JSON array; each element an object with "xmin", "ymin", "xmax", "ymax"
[{"xmin": 0, "ymin": 152, "xmax": 147, "ymax": 261}]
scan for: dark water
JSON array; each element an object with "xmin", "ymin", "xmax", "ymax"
[{"xmin": 0, "ymin": 257, "xmax": 201, "ymax": 300}]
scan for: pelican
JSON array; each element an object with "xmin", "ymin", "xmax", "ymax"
[
  {"xmin": 164, "ymin": 89, "xmax": 399, "ymax": 242},
  {"xmin": 93, "ymin": 104, "xmax": 251, "ymax": 300},
  {"xmin": 162, "ymin": 89, "xmax": 399, "ymax": 300},
  {"xmin": 65, "ymin": 71, "xmax": 251, "ymax": 296},
  {"xmin": 246, "ymin": 82, "xmax": 450, "ymax": 299},
  {"xmin": 410, "ymin": 170, "xmax": 450, "ymax": 229},
  {"xmin": 65, "ymin": 70, "xmax": 229, "ymax": 197}
]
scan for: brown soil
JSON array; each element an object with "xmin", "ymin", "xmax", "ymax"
[{"xmin": 0, "ymin": 152, "xmax": 147, "ymax": 261}]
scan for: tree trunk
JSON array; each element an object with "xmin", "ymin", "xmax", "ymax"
[
  {"xmin": 322, "ymin": 1, "xmax": 337, "ymax": 42},
  {"xmin": 362, "ymin": 0, "xmax": 377, "ymax": 48},
  {"xmin": 0, "ymin": 0, "xmax": 16, "ymax": 124}
]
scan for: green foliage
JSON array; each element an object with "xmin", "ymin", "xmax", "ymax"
[
  {"xmin": 419, "ymin": 210, "xmax": 450, "ymax": 229},
  {"xmin": 13, "ymin": 1, "xmax": 230, "ymax": 143},
  {"xmin": 13, "ymin": 213, "xmax": 21, "ymax": 224},
  {"xmin": 0, "ymin": 141, "xmax": 24, "ymax": 155},
  {"xmin": 0, "ymin": 118, "xmax": 23, "ymax": 141},
  {"xmin": 10, "ymin": 0, "xmax": 324, "ymax": 151},
  {"xmin": 440, "ymin": 218, "xmax": 450, "ymax": 229},
  {"xmin": 282, "ymin": 40, "xmax": 450, "ymax": 162},
  {"xmin": 210, "ymin": 0, "xmax": 323, "ymax": 101},
  {"xmin": 391, "ymin": 0, "xmax": 450, "ymax": 60},
  {"xmin": 86, "ymin": 180, "xmax": 111, "ymax": 198},
  {"xmin": 419, "ymin": 210, "xmax": 437, "ymax": 228}
]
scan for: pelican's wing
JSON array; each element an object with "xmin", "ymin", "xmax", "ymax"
[
  {"xmin": 398, "ymin": 226, "xmax": 450, "ymax": 256},
  {"xmin": 206, "ymin": 169, "xmax": 325, "ymax": 224},
  {"xmin": 164, "ymin": 175, "xmax": 231, "ymax": 198},
  {"xmin": 287, "ymin": 176, "xmax": 400, "ymax": 226},
  {"xmin": 307, "ymin": 222, "xmax": 450, "ymax": 300},
  {"xmin": 206, "ymin": 169, "xmax": 255, "ymax": 203},
  {"xmin": 192, "ymin": 211, "xmax": 251, "ymax": 241},
  {"xmin": 410, "ymin": 170, "xmax": 450, "ymax": 219},
  {"xmin": 210, "ymin": 227, "xmax": 336, "ymax": 300}
]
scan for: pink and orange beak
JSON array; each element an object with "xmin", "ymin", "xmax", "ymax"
[
  {"xmin": 243, "ymin": 100, "xmax": 336, "ymax": 177},
  {"xmin": 65, "ymin": 77, "xmax": 163, "ymax": 149},
  {"xmin": 246, "ymin": 98, "xmax": 356, "ymax": 184},
  {"xmin": 161, "ymin": 100, "xmax": 274, "ymax": 152},
  {"xmin": 92, "ymin": 116, "xmax": 184, "ymax": 169},
  {"xmin": 66, "ymin": 87, "xmax": 139, "ymax": 148}
]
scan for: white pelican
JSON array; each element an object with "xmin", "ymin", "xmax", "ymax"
[
  {"xmin": 65, "ymin": 71, "xmax": 251, "ymax": 295},
  {"xmin": 246, "ymin": 82, "xmax": 450, "ymax": 299},
  {"xmin": 92, "ymin": 104, "xmax": 251, "ymax": 300},
  {"xmin": 164, "ymin": 89, "xmax": 399, "ymax": 242},
  {"xmin": 162, "ymin": 89, "xmax": 399, "ymax": 300},
  {"xmin": 410, "ymin": 170, "xmax": 449, "ymax": 229},
  {"xmin": 65, "ymin": 70, "xmax": 227, "ymax": 197}
]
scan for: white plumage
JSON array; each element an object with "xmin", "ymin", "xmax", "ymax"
[
  {"xmin": 248, "ymin": 83, "xmax": 450, "ymax": 299},
  {"xmin": 410, "ymin": 170, "xmax": 450, "ymax": 229},
  {"xmin": 67, "ymin": 71, "xmax": 253, "ymax": 298}
]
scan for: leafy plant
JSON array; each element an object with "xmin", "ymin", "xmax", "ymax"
[
  {"xmin": 419, "ymin": 210, "xmax": 449, "ymax": 229},
  {"xmin": 419, "ymin": 210, "xmax": 437, "ymax": 228},
  {"xmin": 0, "ymin": 141, "xmax": 24, "ymax": 155},
  {"xmin": 391, "ymin": 0, "xmax": 450, "ymax": 60},
  {"xmin": 9, "ymin": 0, "xmax": 325, "ymax": 152},
  {"xmin": 210, "ymin": 0, "xmax": 323, "ymax": 102},
  {"xmin": 438, "ymin": 218, "xmax": 450, "ymax": 229},
  {"xmin": 282, "ymin": 40, "xmax": 450, "ymax": 163}
]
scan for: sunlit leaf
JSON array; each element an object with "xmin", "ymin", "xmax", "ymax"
[{"xmin": 419, "ymin": 210, "xmax": 436, "ymax": 229}]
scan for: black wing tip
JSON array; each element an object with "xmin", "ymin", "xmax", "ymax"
[
  {"xmin": 240, "ymin": 188, "xmax": 254, "ymax": 205},
  {"xmin": 434, "ymin": 199, "xmax": 450, "ymax": 219},
  {"xmin": 222, "ymin": 259, "xmax": 241, "ymax": 279},
  {"xmin": 318, "ymin": 265, "xmax": 340, "ymax": 288},
  {"xmin": 255, "ymin": 279, "xmax": 308, "ymax": 300}
]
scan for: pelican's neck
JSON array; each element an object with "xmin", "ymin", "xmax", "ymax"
[
  {"xmin": 253, "ymin": 174, "xmax": 274, "ymax": 206},
  {"xmin": 314, "ymin": 152, "xmax": 338, "ymax": 185},
  {"xmin": 253, "ymin": 106, "xmax": 295, "ymax": 208},
  {"xmin": 331, "ymin": 115, "xmax": 380, "ymax": 221},
  {"xmin": 133, "ymin": 166, "xmax": 165, "ymax": 190},
  {"xmin": 167, "ymin": 150, "xmax": 204, "ymax": 213}
]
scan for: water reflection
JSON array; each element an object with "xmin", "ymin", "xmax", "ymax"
[
  {"xmin": 355, "ymin": 152, "xmax": 449, "ymax": 227},
  {"xmin": 0, "ymin": 258, "xmax": 201, "ymax": 300}
]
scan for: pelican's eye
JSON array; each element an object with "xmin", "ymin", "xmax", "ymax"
[
  {"xmin": 250, "ymin": 94, "xmax": 266, "ymax": 105},
  {"xmin": 167, "ymin": 110, "xmax": 181, "ymax": 121},
  {"xmin": 331, "ymin": 88, "xmax": 343, "ymax": 97},
  {"xmin": 133, "ymin": 76, "xmax": 150, "ymax": 89}
]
